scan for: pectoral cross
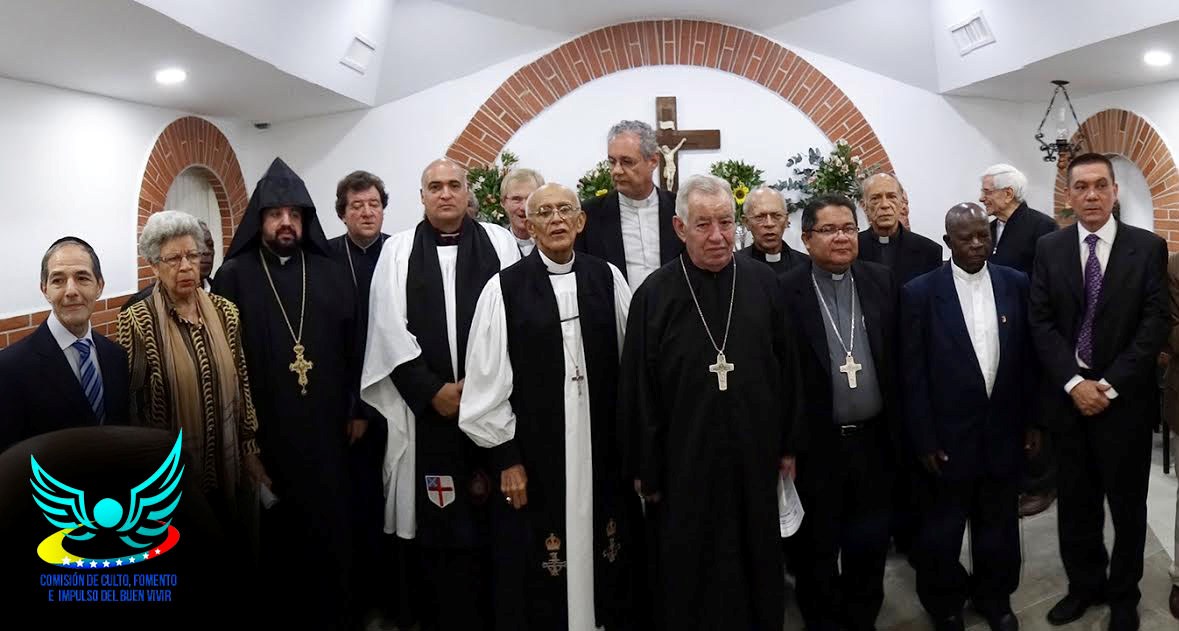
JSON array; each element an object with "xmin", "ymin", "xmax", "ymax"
[
  {"xmin": 289, "ymin": 343, "xmax": 313, "ymax": 396},
  {"xmin": 655, "ymin": 96, "xmax": 721, "ymax": 193},
  {"xmin": 839, "ymin": 352, "xmax": 862, "ymax": 389},
  {"xmin": 709, "ymin": 353, "xmax": 734, "ymax": 391},
  {"xmin": 571, "ymin": 365, "xmax": 585, "ymax": 396}
]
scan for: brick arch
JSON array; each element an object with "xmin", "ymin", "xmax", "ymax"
[
  {"xmin": 137, "ymin": 116, "xmax": 248, "ymax": 288},
  {"xmin": 446, "ymin": 19, "xmax": 892, "ymax": 174},
  {"xmin": 1053, "ymin": 108, "xmax": 1179, "ymax": 250}
]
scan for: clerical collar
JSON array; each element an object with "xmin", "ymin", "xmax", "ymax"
[
  {"xmin": 764, "ymin": 251, "xmax": 782, "ymax": 263},
  {"xmin": 515, "ymin": 234, "xmax": 533, "ymax": 249},
  {"xmin": 876, "ymin": 227, "xmax": 901, "ymax": 245},
  {"xmin": 813, "ymin": 266, "xmax": 850, "ymax": 282},
  {"xmin": 262, "ymin": 245, "xmax": 294, "ymax": 265},
  {"xmin": 434, "ymin": 230, "xmax": 461, "ymax": 246},
  {"xmin": 538, "ymin": 249, "xmax": 575, "ymax": 275},
  {"xmin": 348, "ymin": 233, "xmax": 384, "ymax": 253},
  {"xmin": 878, "ymin": 236, "xmax": 889, "ymax": 244},
  {"xmin": 619, "ymin": 187, "xmax": 658, "ymax": 209},
  {"xmin": 952, "ymin": 260, "xmax": 988, "ymax": 282}
]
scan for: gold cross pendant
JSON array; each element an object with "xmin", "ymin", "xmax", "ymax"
[{"xmin": 289, "ymin": 342, "xmax": 313, "ymax": 396}]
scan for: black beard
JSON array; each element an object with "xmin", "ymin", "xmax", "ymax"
[{"xmin": 264, "ymin": 238, "xmax": 299, "ymax": 257}]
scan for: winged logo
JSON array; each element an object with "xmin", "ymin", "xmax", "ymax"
[{"xmin": 30, "ymin": 431, "xmax": 185, "ymax": 549}]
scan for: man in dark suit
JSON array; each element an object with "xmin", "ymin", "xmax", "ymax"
[
  {"xmin": 902, "ymin": 203, "xmax": 1039, "ymax": 631},
  {"xmin": 858, "ymin": 173, "xmax": 944, "ymax": 287},
  {"xmin": 0, "ymin": 237, "xmax": 129, "ymax": 451},
  {"xmin": 782, "ymin": 194, "xmax": 899, "ymax": 631},
  {"xmin": 574, "ymin": 120, "xmax": 682, "ymax": 292},
  {"xmin": 738, "ymin": 185, "xmax": 809, "ymax": 273},
  {"xmin": 1030, "ymin": 153, "xmax": 1169, "ymax": 631},
  {"xmin": 979, "ymin": 163, "xmax": 1061, "ymax": 518}
]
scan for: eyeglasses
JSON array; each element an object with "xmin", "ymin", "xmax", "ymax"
[
  {"xmin": 159, "ymin": 252, "xmax": 202, "ymax": 268},
  {"xmin": 808, "ymin": 225, "xmax": 859, "ymax": 237},
  {"xmin": 531, "ymin": 204, "xmax": 580, "ymax": 222},
  {"xmin": 749, "ymin": 212, "xmax": 787, "ymax": 225}
]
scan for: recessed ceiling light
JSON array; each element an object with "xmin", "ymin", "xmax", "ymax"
[
  {"xmin": 1143, "ymin": 50, "xmax": 1173, "ymax": 67},
  {"xmin": 155, "ymin": 68, "xmax": 187, "ymax": 85}
]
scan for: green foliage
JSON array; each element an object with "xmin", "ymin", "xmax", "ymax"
[
  {"xmin": 577, "ymin": 160, "xmax": 614, "ymax": 202},
  {"xmin": 773, "ymin": 140, "xmax": 880, "ymax": 213},
  {"xmin": 708, "ymin": 160, "xmax": 765, "ymax": 222},
  {"xmin": 466, "ymin": 151, "xmax": 519, "ymax": 225}
]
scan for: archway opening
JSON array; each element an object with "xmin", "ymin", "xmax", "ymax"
[
  {"xmin": 1108, "ymin": 154, "xmax": 1153, "ymax": 231},
  {"xmin": 164, "ymin": 166, "xmax": 224, "ymax": 276}
]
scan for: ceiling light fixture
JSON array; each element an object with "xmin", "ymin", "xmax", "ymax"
[
  {"xmin": 155, "ymin": 68, "xmax": 187, "ymax": 85},
  {"xmin": 1144, "ymin": 50, "xmax": 1173, "ymax": 67},
  {"xmin": 1034, "ymin": 80, "xmax": 1086, "ymax": 164}
]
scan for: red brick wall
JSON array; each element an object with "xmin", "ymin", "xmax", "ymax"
[
  {"xmin": 1052, "ymin": 108, "xmax": 1179, "ymax": 251},
  {"xmin": 0, "ymin": 116, "xmax": 246, "ymax": 350},
  {"xmin": 446, "ymin": 19, "xmax": 892, "ymax": 174}
]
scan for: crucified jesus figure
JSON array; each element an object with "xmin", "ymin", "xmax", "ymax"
[{"xmin": 658, "ymin": 138, "xmax": 687, "ymax": 190}]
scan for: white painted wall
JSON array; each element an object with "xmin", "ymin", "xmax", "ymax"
[
  {"xmin": 0, "ymin": 76, "xmax": 252, "ymax": 318},
  {"xmin": 251, "ymin": 40, "xmax": 1035, "ymax": 260},
  {"xmin": 1110, "ymin": 155, "xmax": 1154, "ymax": 231},
  {"xmin": 931, "ymin": 0, "xmax": 1179, "ymax": 93},
  {"xmin": 135, "ymin": 0, "xmax": 393, "ymax": 105}
]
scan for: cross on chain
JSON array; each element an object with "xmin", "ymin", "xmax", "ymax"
[
  {"xmin": 839, "ymin": 353, "xmax": 862, "ymax": 389},
  {"xmin": 709, "ymin": 352, "xmax": 734, "ymax": 391}
]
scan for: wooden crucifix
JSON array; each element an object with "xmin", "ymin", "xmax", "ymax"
[{"xmin": 654, "ymin": 96, "xmax": 721, "ymax": 193}]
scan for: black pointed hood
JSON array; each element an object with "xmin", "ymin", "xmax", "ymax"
[{"xmin": 225, "ymin": 157, "xmax": 330, "ymax": 259}]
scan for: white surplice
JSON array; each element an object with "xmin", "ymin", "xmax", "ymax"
[
  {"xmin": 360, "ymin": 221, "xmax": 521, "ymax": 539},
  {"xmin": 460, "ymin": 250, "xmax": 630, "ymax": 631}
]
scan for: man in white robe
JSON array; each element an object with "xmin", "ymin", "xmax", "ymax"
[
  {"xmin": 460, "ymin": 183, "xmax": 635, "ymax": 630},
  {"xmin": 360, "ymin": 158, "xmax": 519, "ymax": 630}
]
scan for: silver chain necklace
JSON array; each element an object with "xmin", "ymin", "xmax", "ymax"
[
  {"xmin": 810, "ymin": 271, "xmax": 864, "ymax": 388},
  {"xmin": 679, "ymin": 254, "xmax": 737, "ymax": 391}
]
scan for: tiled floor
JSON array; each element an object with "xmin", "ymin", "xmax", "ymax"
[{"xmin": 784, "ymin": 432, "xmax": 1179, "ymax": 630}]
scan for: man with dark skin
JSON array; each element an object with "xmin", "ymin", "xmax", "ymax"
[
  {"xmin": 902, "ymin": 203, "xmax": 1039, "ymax": 631},
  {"xmin": 738, "ymin": 186, "xmax": 809, "ymax": 273}
]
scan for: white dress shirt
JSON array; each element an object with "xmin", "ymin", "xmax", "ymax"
[
  {"xmin": 618, "ymin": 188, "xmax": 662, "ymax": 292},
  {"xmin": 951, "ymin": 262, "xmax": 1000, "ymax": 397},
  {"xmin": 1064, "ymin": 218, "xmax": 1119, "ymax": 398},
  {"xmin": 46, "ymin": 310, "xmax": 102, "ymax": 386},
  {"xmin": 993, "ymin": 219, "xmax": 1006, "ymax": 248}
]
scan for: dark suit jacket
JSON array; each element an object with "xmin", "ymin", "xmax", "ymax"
[
  {"xmin": 780, "ymin": 260, "xmax": 900, "ymax": 462},
  {"xmin": 901, "ymin": 263, "xmax": 1036, "ymax": 480},
  {"xmin": 858, "ymin": 225, "xmax": 943, "ymax": 287},
  {"xmin": 574, "ymin": 189, "xmax": 682, "ymax": 282},
  {"xmin": 990, "ymin": 202, "xmax": 1057, "ymax": 275},
  {"xmin": 1029, "ymin": 221, "xmax": 1169, "ymax": 433},
  {"xmin": 0, "ymin": 322, "xmax": 130, "ymax": 451},
  {"xmin": 738, "ymin": 243, "xmax": 809, "ymax": 274}
]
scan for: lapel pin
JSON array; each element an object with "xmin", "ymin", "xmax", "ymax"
[{"xmin": 1000, "ymin": 315, "xmax": 1008, "ymax": 323}]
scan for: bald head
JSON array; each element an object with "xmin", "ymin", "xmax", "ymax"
[
  {"xmin": 744, "ymin": 186, "xmax": 789, "ymax": 254},
  {"xmin": 420, "ymin": 158, "xmax": 471, "ymax": 233},
  {"xmin": 526, "ymin": 183, "xmax": 580, "ymax": 215},
  {"xmin": 420, "ymin": 158, "xmax": 468, "ymax": 188},
  {"xmin": 943, "ymin": 202, "xmax": 991, "ymax": 273}
]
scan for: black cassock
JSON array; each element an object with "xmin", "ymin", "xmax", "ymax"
[
  {"xmin": 214, "ymin": 157, "xmax": 358, "ymax": 628},
  {"xmin": 619, "ymin": 255, "xmax": 800, "ymax": 631}
]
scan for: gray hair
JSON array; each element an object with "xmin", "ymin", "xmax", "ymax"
[
  {"xmin": 743, "ymin": 186, "xmax": 787, "ymax": 214},
  {"xmin": 500, "ymin": 168, "xmax": 545, "ymax": 197},
  {"xmin": 525, "ymin": 183, "xmax": 581, "ymax": 216},
  {"xmin": 676, "ymin": 174, "xmax": 734, "ymax": 222},
  {"xmin": 608, "ymin": 120, "xmax": 658, "ymax": 160},
  {"xmin": 138, "ymin": 210, "xmax": 208, "ymax": 264},
  {"xmin": 981, "ymin": 163, "xmax": 1027, "ymax": 201}
]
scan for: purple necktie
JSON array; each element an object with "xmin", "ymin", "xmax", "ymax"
[{"xmin": 1076, "ymin": 233, "xmax": 1103, "ymax": 366}]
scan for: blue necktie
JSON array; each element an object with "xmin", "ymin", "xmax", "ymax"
[{"xmin": 71, "ymin": 338, "xmax": 105, "ymax": 424}]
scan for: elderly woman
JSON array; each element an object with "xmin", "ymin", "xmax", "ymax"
[{"xmin": 117, "ymin": 210, "xmax": 268, "ymax": 521}]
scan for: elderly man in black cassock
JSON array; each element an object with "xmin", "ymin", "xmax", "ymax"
[
  {"xmin": 619, "ymin": 173, "xmax": 800, "ymax": 631},
  {"xmin": 738, "ymin": 185, "xmax": 809, "ymax": 274},
  {"xmin": 361, "ymin": 158, "xmax": 520, "ymax": 631},
  {"xmin": 212, "ymin": 157, "xmax": 365, "ymax": 629},
  {"xmin": 781, "ymin": 194, "xmax": 899, "ymax": 631},
  {"xmin": 460, "ymin": 183, "xmax": 635, "ymax": 630}
]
